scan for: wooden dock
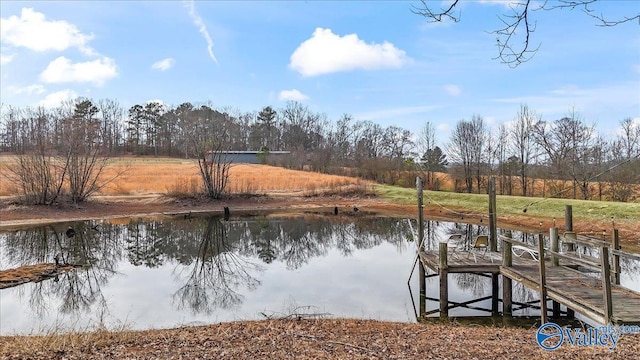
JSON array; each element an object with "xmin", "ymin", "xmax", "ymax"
[{"xmin": 417, "ymin": 231, "xmax": 640, "ymax": 326}]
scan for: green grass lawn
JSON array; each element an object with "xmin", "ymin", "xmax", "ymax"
[{"xmin": 374, "ymin": 184, "xmax": 640, "ymax": 224}]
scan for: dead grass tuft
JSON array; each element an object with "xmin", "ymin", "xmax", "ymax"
[{"xmin": 1, "ymin": 325, "xmax": 135, "ymax": 359}]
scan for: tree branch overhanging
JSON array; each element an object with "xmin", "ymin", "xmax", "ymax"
[
  {"xmin": 412, "ymin": 0, "xmax": 639, "ymax": 68},
  {"xmin": 492, "ymin": 0, "xmax": 540, "ymax": 68},
  {"xmin": 411, "ymin": 0, "xmax": 460, "ymax": 23},
  {"xmin": 542, "ymin": 0, "xmax": 640, "ymax": 27}
]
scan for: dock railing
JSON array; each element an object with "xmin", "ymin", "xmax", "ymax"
[{"xmin": 499, "ymin": 228, "xmax": 640, "ymax": 325}]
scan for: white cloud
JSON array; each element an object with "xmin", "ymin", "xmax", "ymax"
[
  {"xmin": 8, "ymin": 84, "xmax": 46, "ymax": 95},
  {"xmin": 278, "ymin": 89, "xmax": 309, "ymax": 102},
  {"xmin": 491, "ymin": 82, "xmax": 638, "ymax": 117},
  {"xmin": 444, "ymin": 84, "xmax": 462, "ymax": 96},
  {"xmin": 184, "ymin": 1, "xmax": 218, "ymax": 64},
  {"xmin": 38, "ymin": 89, "xmax": 78, "ymax": 108},
  {"xmin": 0, "ymin": 8, "xmax": 95, "ymax": 55},
  {"xmin": 151, "ymin": 58, "xmax": 175, "ymax": 71},
  {"xmin": 355, "ymin": 105, "xmax": 439, "ymax": 121},
  {"xmin": 484, "ymin": 116, "xmax": 498, "ymax": 126},
  {"xmin": 40, "ymin": 56, "xmax": 117, "ymax": 86},
  {"xmin": 479, "ymin": 0, "xmax": 524, "ymax": 8},
  {"xmin": 289, "ymin": 28, "xmax": 409, "ymax": 77},
  {"xmin": 436, "ymin": 123, "xmax": 450, "ymax": 132},
  {"xmin": 1, "ymin": 54, "xmax": 14, "ymax": 64}
]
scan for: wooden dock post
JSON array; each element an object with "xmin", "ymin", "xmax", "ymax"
[
  {"xmin": 492, "ymin": 274, "xmax": 499, "ymax": 316},
  {"xmin": 538, "ymin": 234, "xmax": 548, "ymax": 324},
  {"xmin": 417, "ymin": 177, "xmax": 427, "ymax": 317},
  {"xmin": 612, "ymin": 229, "xmax": 621, "ymax": 285},
  {"xmin": 439, "ymin": 241, "xmax": 448, "ymax": 319},
  {"xmin": 601, "ymin": 246, "xmax": 613, "ymax": 324},
  {"xmin": 565, "ymin": 205, "xmax": 573, "ymax": 232},
  {"xmin": 502, "ymin": 232, "xmax": 513, "ymax": 317},
  {"xmin": 550, "ymin": 227, "xmax": 559, "ymax": 267},
  {"xmin": 419, "ymin": 257, "xmax": 426, "ymax": 319},
  {"xmin": 488, "ymin": 177, "xmax": 497, "ymax": 252},
  {"xmin": 549, "ymin": 227, "xmax": 561, "ymax": 318},
  {"xmin": 417, "ymin": 177, "xmax": 424, "ymax": 248},
  {"xmin": 564, "ymin": 205, "xmax": 575, "ymax": 319}
]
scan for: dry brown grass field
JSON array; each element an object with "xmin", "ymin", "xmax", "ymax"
[{"xmin": 0, "ymin": 156, "xmax": 370, "ymax": 198}]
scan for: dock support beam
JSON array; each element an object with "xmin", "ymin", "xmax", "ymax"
[
  {"xmin": 491, "ymin": 274, "xmax": 499, "ymax": 316},
  {"xmin": 417, "ymin": 177, "xmax": 426, "ymax": 318},
  {"xmin": 502, "ymin": 232, "xmax": 513, "ymax": 317},
  {"xmin": 612, "ymin": 229, "xmax": 621, "ymax": 285},
  {"xmin": 488, "ymin": 177, "xmax": 497, "ymax": 252},
  {"xmin": 419, "ymin": 259, "xmax": 426, "ymax": 319},
  {"xmin": 601, "ymin": 246, "xmax": 613, "ymax": 324},
  {"xmin": 439, "ymin": 242, "xmax": 448, "ymax": 319},
  {"xmin": 538, "ymin": 234, "xmax": 548, "ymax": 324},
  {"xmin": 550, "ymin": 227, "xmax": 561, "ymax": 318},
  {"xmin": 564, "ymin": 205, "xmax": 575, "ymax": 319}
]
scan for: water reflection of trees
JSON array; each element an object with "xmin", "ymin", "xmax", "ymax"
[
  {"xmin": 1, "ymin": 222, "xmax": 122, "ymax": 316},
  {"xmin": 453, "ymin": 273, "xmax": 492, "ymax": 298},
  {"xmin": 8, "ymin": 215, "xmax": 633, "ymax": 320},
  {"xmin": 125, "ymin": 220, "xmax": 164, "ymax": 267},
  {"xmin": 171, "ymin": 217, "xmax": 262, "ymax": 315}
]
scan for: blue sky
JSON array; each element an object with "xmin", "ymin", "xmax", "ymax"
[{"xmin": 1, "ymin": 1, "xmax": 638, "ymax": 146}]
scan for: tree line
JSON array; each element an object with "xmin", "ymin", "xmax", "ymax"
[{"xmin": 1, "ymin": 99, "xmax": 638, "ymax": 202}]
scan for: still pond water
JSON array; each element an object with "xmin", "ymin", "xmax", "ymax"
[{"xmin": 1, "ymin": 214, "xmax": 638, "ymax": 334}]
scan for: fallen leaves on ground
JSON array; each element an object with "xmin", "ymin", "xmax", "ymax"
[{"xmin": 1, "ymin": 319, "xmax": 638, "ymax": 359}]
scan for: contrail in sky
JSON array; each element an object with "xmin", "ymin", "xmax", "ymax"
[{"xmin": 184, "ymin": 0, "xmax": 218, "ymax": 64}]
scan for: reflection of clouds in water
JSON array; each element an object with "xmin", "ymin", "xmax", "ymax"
[{"xmin": 254, "ymin": 244, "xmax": 416, "ymax": 322}]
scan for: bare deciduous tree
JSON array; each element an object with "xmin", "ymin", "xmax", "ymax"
[
  {"xmin": 448, "ymin": 115, "xmax": 488, "ymax": 193},
  {"xmin": 62, "ymin": 99, "xmax": 114, "ymax": 204},
  {"xmin": 605, "ymin": 118, "xmax": 640, "ymax": 201},
  {"xmin": 533, "ymin": 110, "xmax": 596, "ymax": 199},
  {"xmin": 417, "ymin": 121, "xmax": 446, "ymax": 188},
  {"xmin": 412, "ymin": 0, "xmax": 639, "ymax": 67},
  {"xmin": 3, "ymin": 151, "xmax": 63, "ymax": 204},
  {"xmin": 509, "ymin": 104, "xmax": 539, "ymax": 196},
  {"xmin": 180, "ymin": 104, "xmax": 234, "ymax": 199}
]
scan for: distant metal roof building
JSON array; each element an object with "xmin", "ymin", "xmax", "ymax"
[{"xmin": 206, "ymin": 150, "xmax": 291, "ymax": 164}]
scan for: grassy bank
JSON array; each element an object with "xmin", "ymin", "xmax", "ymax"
[{"xmin": 375, "ymin": 184, "xmax": 640, "ymax": 226}]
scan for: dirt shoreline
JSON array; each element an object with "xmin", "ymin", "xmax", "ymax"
[{"xmin": 1, "ymin": 194, "xmax": 637, "ymax": 248}]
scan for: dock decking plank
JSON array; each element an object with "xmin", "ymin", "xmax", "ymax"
[{"xmin": 418, "ymin": 249, "xmax": 640, "ymax": 325}]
